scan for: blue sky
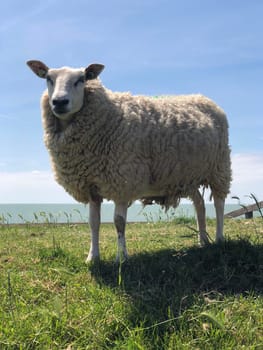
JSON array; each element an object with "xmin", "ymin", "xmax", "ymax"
[{"xmin": 0, "ymin": 0, "xmax": 263, "ymax": 203}]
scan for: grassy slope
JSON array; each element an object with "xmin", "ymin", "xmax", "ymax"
[{"xmin": 0, "ymin": 218, "xmax": 262, "ymax": 349}]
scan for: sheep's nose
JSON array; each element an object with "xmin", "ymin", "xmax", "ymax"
[{"xmin": 52, "ymin": 98, "xmax": 69, "ymax": 107}]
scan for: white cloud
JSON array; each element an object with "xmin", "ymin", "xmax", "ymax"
[
  {"xmin": 0, "ymin": 152, "xmax": 262, "ymax": 204},
  {"xmin": 229, "ymin": 153, "xmax": 263, "ymax": 203},
  {"xmin": 0, "ymin": 171, "xmax": 75, "ymax": 203}
]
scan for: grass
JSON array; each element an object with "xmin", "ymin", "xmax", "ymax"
[{"xmin": 0, "ymin": 218, "xmax": 262, "ymax": 349}]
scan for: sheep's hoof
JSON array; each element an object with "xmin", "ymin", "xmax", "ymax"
[
  {"xmin": 115, "ymin": 251, "xmax": 129, "ymax": 264},
  {"xmin": 199, "ymin": 232, "xmax": 210, "ymax": 246},
  {"xmin": 215, "ymin": 236, "xmax": 225, "ymax": 244},
  {"xmin": 86, "ymin": 251, "xmax": 100, "ymax": 263}
]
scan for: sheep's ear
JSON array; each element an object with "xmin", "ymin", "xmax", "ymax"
[
  {"xmin": 85, "ymin": 64, "xmax": 104, "ymax": 80},
  {"xmin": 27, "ymin": 60, "xmax": 49, "ymax": 78}
]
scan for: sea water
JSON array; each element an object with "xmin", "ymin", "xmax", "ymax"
[{"xmin": 0, "ymin": 202, "xmax": 242, "ymax": 224}]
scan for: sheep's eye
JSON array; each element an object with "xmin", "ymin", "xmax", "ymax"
[
  {"xmin": 46, "ymin": 76, "xmax": 54, "ymax": 86},
  {"xmin": 74, "ymin": 76, "xmax": 85, "ymax": 87}
]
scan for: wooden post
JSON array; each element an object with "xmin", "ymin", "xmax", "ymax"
[
  {"xmin": 225, "ymin": 200, "xmax": 263, "ymax": 219},
  {"xmin": 245, "ymin": 211, "xmax": 253, "ymax": 219}
]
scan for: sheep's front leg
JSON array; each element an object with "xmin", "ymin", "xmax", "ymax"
[
  {"xmin": 114, "ymin": 202, "xmax": 128, "ymax": 262},
  {"xmin": 214, "ymin": 195, "xmax": 225, "ymax": 243},
  {"xmin": 191, "ymin": 190, "xmax": 209, "ymax": 246},
  {"xmin": 86, "ymin": 200, "xmax": 101, "ymax": 262}
]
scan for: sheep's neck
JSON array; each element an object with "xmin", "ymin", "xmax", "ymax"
[{"xmin": 56, "ymin": 118, "xmax": 71, "ymax": 132}]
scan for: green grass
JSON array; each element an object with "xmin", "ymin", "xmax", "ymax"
[{"xmin": 0, "ymin": 218, "xmax": 262, "ymax": 349}]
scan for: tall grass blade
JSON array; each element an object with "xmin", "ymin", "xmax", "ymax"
[
  {"xmin": 250, "ymin": 193, "xmax": 263, "ymax": 219},
  {"xmin": 199, "ymin": 312, "xmax": 225, "ymax": 330}
]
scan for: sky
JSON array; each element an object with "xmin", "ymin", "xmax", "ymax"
[{"xmin": 0, "ymin": 0, "xmax": 263, "ymax": 204}]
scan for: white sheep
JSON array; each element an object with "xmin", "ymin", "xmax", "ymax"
[{"xmin": 27, "ymin": 60, "xmax": 231, "ymax": 262}]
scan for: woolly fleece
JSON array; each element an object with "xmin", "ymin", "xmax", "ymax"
[{"xmin": 41, "ymin": 79, "xmax": 231, "ymax": 208}]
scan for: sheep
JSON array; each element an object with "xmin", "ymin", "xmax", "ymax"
[{"xmin": 27, "ymin": 60, "xmax": 231, "ymax": 262}]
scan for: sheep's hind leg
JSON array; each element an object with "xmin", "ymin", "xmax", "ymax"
[
  {"xmin": 114, "ymin": 202, "xmax": 128, "ymax": 262},
  {"xmin": 213, "ymin": 194, "xmax": 225, "ymax": 243},
  {"xmin": 86, "ymin": 200, "xmax": 101, "ymax": 262},
  {"xmin": 191, "ymin": 190, "xmax": 210, "ymax": 246}
]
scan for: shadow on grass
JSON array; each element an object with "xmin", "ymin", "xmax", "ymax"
[{"xmin": 90, "ymin": 239, "xmax": 263, "ymax": 324}]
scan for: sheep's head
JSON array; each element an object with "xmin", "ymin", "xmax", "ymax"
[{"xmin": 27, "ymin": 60, "xmax": 104, "ymax": 120}]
